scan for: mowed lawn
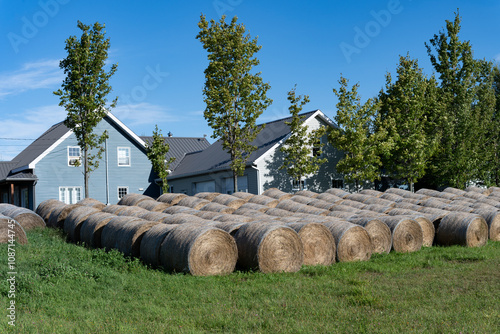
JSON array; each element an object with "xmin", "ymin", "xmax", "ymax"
[{"xmin": 1, "ymin": 228, "xmax": 499, "ymax": 333}]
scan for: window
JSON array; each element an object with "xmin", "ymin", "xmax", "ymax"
[
  {"xmin": 21, "ymin": 188, "xmax": 28, "ymax": 208},
  {"xmin": 118, "ymin": 187, "xmax": 128, "ymax": 200},
  {"xmin": 312, "ymin": 138, "xmax": 322, "ymax": 157},
  {"xmin": 194, "ymin": 180, "xmax": 215, "ymax": 193},
  {"xmin": 223, "ymin": 175, "xmax": 248, "ymax": 194},
  {"xmin": 68, "ymin": 146, "xmax": 81, "ymax": 166},
  {"xmin": 292, "ymin": 179, "xmax": 307, "ymax": 191},
  {"xmin": 332, "ymin": 179, "xmax": 344, "ymax": 189},
  {"xmin": 117, "ymin": 147, "xmax": 131, "ymax": 166},
  {"xmin": 59, "ymin": 187, "xmax": 82, "ymax": 204}
]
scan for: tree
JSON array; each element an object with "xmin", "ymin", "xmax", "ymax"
[
  {"xmin": 328, "ymin": 75, "xmax": 391, "ymax": 191},
  {"xmin": 279, "ymin": 86, "xmax": 327, "ymax": 191},
  {"xmin": 196, "ymin": 15, "xmax": 272, "ymax": 192},
  {"xmin": 145, "ymin": 125, "xmax": 176, "ymax": 194},
  {"xmin": 54, "ymin": 21, "xmax": 117, "ymax": 198},
  {"xmin": 378, "ymin": 55, "xmax": 441, "ymax": 192}
]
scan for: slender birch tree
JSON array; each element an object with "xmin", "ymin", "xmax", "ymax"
[{"xmin": 146, "ymin": 125, "xmax": 176, "ymax": 194}]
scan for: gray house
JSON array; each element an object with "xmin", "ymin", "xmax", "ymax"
[
  {"xmin": 167, "ymin": 110, "xmax": 345, "ymax": 195},
  {"xmin": 0, "ymin": 112, "xmax": 209, "ymax": 210}
]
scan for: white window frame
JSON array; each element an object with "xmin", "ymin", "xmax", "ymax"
[
  {"xmin": 292, "ymin": 179, "xmax": 307, "ymax": 191},
  {"xmin": 118, "ymin": 186, "xmax": 129, "ymax": 200},
  {"xmin": 117, "ymin": 147, "xmax": 131, "ymax": 167},
  {"xmin": 59, "ymin": 186, "xmax": 82, "ymax": 204},
  {"xmin": 67, "ymin": 146, "xmax": 81, "ymax": 166}
]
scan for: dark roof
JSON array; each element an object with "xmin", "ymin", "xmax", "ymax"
[
  {"xmin": 0, "ymin": 162, "xmax": 18, "ymax": 181},
  {"xmin": 140, "ymin": 136, "xmax": 211, "ymax": 170},
  {"xmin": 169, "ymin": 110, "xmax": 329, "ymax": 179}
]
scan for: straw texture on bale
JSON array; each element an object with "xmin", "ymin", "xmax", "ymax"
[
  {"xmin": 194, "ymin": 192, "xmax": 221, "ymax": 201},
  {"xmin": 325, "ymin": 188, "xmax": 350, "ymax": 198},
  {"xmin": 101, "ymin": 218, "xmax": 158, "ymax": 257},
  {"xmin": 211, "ymin": 221, "xmax": 247, "ymax": 236},
  {"xmin": 379, "ymin": 193, "xmax": 404, "ymax": 202},
  {"xmin": 435, "ymin": 212, "xmax": 488, "ymax": 247},
  {"xmin": 0, "ymin": 216, "xmax": 28, "ymax": 244},
  {"xmin": 461, "ymin": 191, "xmax": 487, "ymax": 201},
  {"xmin": 3, "ymin": 207, "xmax": 45, "ymax": 230},
  {"xmin": 465, "ymin": 186, "xmax": 490, "ymax": 195},
  {"xmin": 157, "ymin": 193, "xmax": 188, "ymax": 205},
  {"xmin": 347, "ymin": 217, "xmax": 392, "ymax": 254},
  {"xmin": 79, "ymin": 212, "xmax": 116, "ymax": 248},
  {"xmin": 316, "ymin": 193, "xmax": 343, "ymax": 204},
  {"xmin": 213, "ymin": 213, "xmax": 253, "ymax": 223},
  {"xmin": 137, "ymin": 200, "xmax": 171, "ymax": 212},
  {"xmin": 294, "ymin": 190, "xmax": 319, "ymax": 198},
  {"xmin": 289, "ymin": 195, "xmax": 315, "ymax": 205},
  {"xmin": 200, "ymin": 202, "xmax": 236, "ymax": 214},
  {"xmin": 327, "ymin": 211, "xmax": 357, "ymax": 219},
  {"xmin": 393, "ymin": 201, "xmax": 423, "ymax": 211},
  {"xmin": 377, "ymin": 216, "xmax": 423, "ymax": 253},
  {"xmin": 471, "ymin": 209, "xmax": 500, "ymax": 241},
  {"xmin": 211, "ymin": 194, "xmax": 246, "ymax": 209},
  {"xmin": 234, "ymin": 222, "xmax": 303, "ymax": 273},
  {"xmin": 329, "ymin": 204, "xmax": 361, "ymax": 213},
  {"xmin": 159, "ymin": 224, "xmax": 238, "ymax": 276},
  {"xmin": 321, "ymin": 221, "xmax": 372, "ymax": 262},
  {"xmin": 36, "ymin": 199, "xmax": 66, "ymax": 222},
  {"xmin": 140, "ymin": 224, "xmax": 178, "ymax": 267},
  {"xmin": 232, "ymin": 207, "xmax": 268, "ymax": 218},
  {"xmin": 306, "ymin": 199, "xmax": 337, "ymax": 210},
  {"xmin": 139, "ymin": 211, "xmax": 171, "ymax": 223},
  {"xmin": 64, "ymin": 206, "xmax": 101, "ymax": 242},
  {"xmin": 102, "ymin": 205, "xmax": 127, "ymax": 215},
  {"xmin": 362, "ymin": 197, "xmax": 396, "ymax": 207},
  {"xmin": 262, "ymin": 188, "xmax": 294, "ymax": 201},
  {"xmin": 386, "ymin": 188, "xmax": 429, "ymax": 200},
  {"xmin": 162, "ymin": 214, "xmax": 207, "ymax": 225},
  {"xmin": 345, "ymin": 193, "xmax": 371, "ymax": 203},
  {"xmin": 338, "ymin": 199, "xmax": 367, "ymax": 210},
  {"xmin": 286, "ymin": 222, "xmax": 335, "ymax": 266},
  {"xmin": 177, "ymin": 197, "xmax": 211, "ymax": 210},
  {"xmin": 163, "ymin": 206, "xmax": 200, "ymax": 215},
  {"xmin": 447, "ymin": 205, "xmax": 474, "ymax": 213},
  {"xmin": 248, "ymin": 195, "xmax": 279, "ymax": 208},
  {"xmin": 237, "ymin": 202, "xmax": 270, "ymax": 212},
  {"xmin": 118, "ymin": 193, "xmax": 153, "ymax": 206},
  {"xmin": 443, "ymin": 187, "xmax": 467, "ymax": 196},
  {"xmin": 363, "ymin": 204, "xmax": 392, "ymax": 214},
  {"xmin": 76, "ymin": 198, "xmax": 106, "ymax": 210},
  {"xmin": 418, "ymin": 198, "xmax": 450, "ymax": 210},
  {"xmin": 116, "ymin": 206, "xmax": 150, "ymax": 217},
  {"xmin": 231, "ymin": 192, "xmax": 255, "ymax": 201},
  {"xmin": 47, "ymin": 204, "xmax": 82, "ymax": 229},
  {"xmin": 193, "ymin": 211, "xmax": 222, "ymax": 220},
  {"xmin": 359, "ymin": 189, "xmax": 383, "ymax": 197}
]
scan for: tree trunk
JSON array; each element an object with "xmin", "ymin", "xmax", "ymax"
[
  {"xmin": 409, "ymin": 181, "xmax": 414, "ymax": 193},
  {"xmin": 355, "ymin": 179, "xmax": 359, "ymax": 193},
  {"xmin": 84, "ymin": 146, "xmax": 89, "ymax": 198},
  {"xmin": 233, "ymin": 170, "xmax": 238, "ymax": 194}
]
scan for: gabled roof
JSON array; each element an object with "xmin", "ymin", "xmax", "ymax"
[
  {"xmin": 0, "ymin": 162, "xmax": 18, "ymax": 181},
  {"xmin": 140, "ymin": 136, "xmax": 211, "ymax": 170},
  {"xmin": 169, "ymin": 110, "xmax": 336, "ymax": 179}
]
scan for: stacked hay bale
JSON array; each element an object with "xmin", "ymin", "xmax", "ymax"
[{"xmin": 0, "ymin": 204, "xmax": 45, "ymax": 230}]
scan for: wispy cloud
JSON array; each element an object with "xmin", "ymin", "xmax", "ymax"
[
  {"xmin": 0, "ymin": 60, "xmax": 63, "ymax": 98},
  {"xmin": 112, "ymin": 102, "xmax": 178, "ymax": 126}
]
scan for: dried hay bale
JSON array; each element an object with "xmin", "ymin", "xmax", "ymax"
[
  {"xmin": 139, "ymin": 211, "xmax": 171, "ymax": 223},
  {"xmin": 386, "ymin": 188, "xmax": 429, "ymax": 200},
  {"xmin": 162, "ymin": 213, "xmax": 208, "ymax": 225},
  {"xmin": 163, "ymin": 206, "xmax": 200, "ymax": 215},
  {"xmin": 4, "ymin": 207, "xmax": 45, "ymax": 231},
  {"xmin": 338, "ymin": 199, "xmax": 367, "ymax": 210},
  {"xmin": 211, "ymin": 194, "xmax": 246, "ymax": 209},
  {"xmin": 461, "ymin": 191, "xmax": 487, "ymax": 201},
  {"xmin": 316, "ymin": 193, "xmax": 343, "ymax": 204},
  {"xmin": 118, "ymin": 193, "xmax": 153, "ymax": 206},
  {"xmin": 64, "ymin": 206, "xmax": 101, "ymax": 242},
  {"xmin": 450, "ymin": 199, "xmax": 474, "ymax": 207},
  {"xmin": 194, "ymin": 192, "xmax": 221, "ymax": 201},
  {"xmin": 213, "ymin": 214, "xmax": 253, "ymax": 223},
  {"xmin": 393, "ymin": 201, "xmax": 422, "ymax": 211},
  {"xmin": 329, "ymin": 204, "xmax": 362, "ymax": 213},
  {"xmin": 306, "ymin": 199, "xmax": 337, "ymax": 211},
  {"xmin": 0, "ymin": 216, "xmax": 28, "ymax": 244},
  {"xmin": 116, "ymin": 206, "xmax": 150, "ymax": 217},
  {"xmin": 236, "ymin": 202, "xmax": 270, "ymax": 213},
  {"xmin": 276, "ymin": 200, "xmax": 328, "ymax": 216},
  {"xmin": 327, "ymin": 211, "xmax": 356, "ymax": 219},
  {"xmin": 347, "ymin": 217, "xmax": 392, "ymax": 254},
  {"xmin": 363, "ymin": 204, "xmax": 393, "ymax": 214},
  {"xmin": 232, "ymin": 207, "xmax": 268, "ymax": 218},
  {"xmin": 47, "ymin": 204, "xmax": 82, "ymax": 229},
  {"xmin": 248, "ymin": 195, "xmax": 280, "ymax": 208},
  {"xmin": 262, "ymin": 188, "xmax": 294, "ymax": 201},
  {"xmin": 325, "ymin": 188, "xmax": 350, "ymax": 198},
  {"xmin": 470, "ymin": 209, "xmax": 500, "ymax": 241},
  {"xmin": 416, "ymin": 188, "xmax": 456, "ymax": 201},
  {"xmin": 447, "ymin": 204, "xmax": 474, "ymax": 213},
  {"xmin": 321, "ymin": 220, "xmax": 372, "ymax": 262},
  {"xmin": 294, "ymin": 190, "xmax": 319, "ymax": 198},
  {"xmin": 351, "ymin": 210, "xmax": 384, "ymax": 217},
  {"xmin": 362, "ymin": 197, "xmax": 396, "ymax": 207},
  {"xmin": 140, "ymin": 224, "xmax": 178, "ymax": 267},
  {"xmin": 102, "ymin": 205, "xmax": 127, "ymax": 215},
  {"xmin": 231, "ymin": 192, "xmax": 255, "ymax": 201},
  {"xmin": 176, "ymin": 196, "xmax": 211, "ymax": 210},
  {"xmin": 137, "ymin": 200, "xmax": 171, "ymax": 212},
  {"xmin": 157, "ymin": 193, "xmax": 188, "ymax": 205},
  {"xmin": 264, "ymin": 208, "xmax": 295, "ymax": 217},
  {"xmin": 234, "ymin": 222, "xmax": 303, "ymax": 273},
  {"xmin": 470, "ymin": 202, "xmax": 497, "ymax": 211},
  {"xmin": 377, "ymin": 216, "xmax": 423, "ymax": 253},
  {"xmin": 286, "ymin": 222, "xmax": 335, "ymax": 266},
  {"xmin": 435, "ymin": 212, "xmax": 488, "ymax": 247},
  {"xmin": 211, "ymin": 221, "xmax": 247, "ymax": 236},
  {"xmin": 418, "ymin": 198, "xmax": 450, "ymax": 210},
  {"xmin": 160, "ymin": 224, "xmax": 238, "ymax": 276},
  {"xmin": 36, "ymin": 199, "xmax": 65, "ymax": 222},
  {"xmin": 398, "ymin": 198, "xmax": 422, "ymax": 205},
  {"xmin": 379, "ymin": 192, "xmax": 404, "ymax": 202},
  {"xmin": 465, "ymin": 186, "xmax": 491, "ymax": 195},
  {"xmin": 79, "ymin": 212, "xmax": 116, "ymax": 248},
  {"xmin": 387, "ymin": 208, "xmax": 421, "ymax": 216},
  {"xmin": 76, "ymin": 198, "xmax": 106, "ymax": 210},
  {"xmin": 443, "ymin": 187, "xmax": 467, "ymax": 196},
  {"xmin": 474, "ymin": 198, "xmax": 500, "ymax": 209},
  {"xmin": 101, "ymin": 218, "xmax": 158, "ymax": 257},
  {"xmin": 200, "ymin": 202, "xmax": 235, "ymax": 214},
  {"xmin": 345, "ymin": 193, "xmax": 371, "ymax": 203},
  {"xmin": 289, "ymin": 195, "xmax": 315, "ymax": 205},
  {"xmin": 193, "ymin": 211, "xmax": 222, "ymax": 220}
]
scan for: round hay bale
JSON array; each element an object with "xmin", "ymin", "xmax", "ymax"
[
  {"xmin": 316, "ymin": 193, "xmax": 343, "ymax": 204},
  {"xmin": 325, "ymin": 188, "xmax": 350, "ymax": 198},
  {"xmin": 321, "ymin": 220, "xmax": 372, "ymax": 262},
  {"xmin": 418, "ymin": 198, "xmax": 450, "ymax": 210},
  {"xmin": 211, "ymin": 221, "xmax": 248, "ymax": 236},
  {"xmin": 398, "ymin": 198, "xmax": 422, "ymax": 205},
  {"xmin": 347, "ymin": 217, "xmax": 392, "ymax": 254},
  {"xmin": 338, "ymin": 199, "xmax": 367, "ymax": 210},
  {"xmin": 116, "ymin": 206, "xmax": 150, "ymax": 217},
  {"xmin": 177, "ymin": 197, "xmax": 211, "ymax": 210},
  {"xmin": 393, "ymin": 201, "xmax": 422, "ymax": 211},
  {"xmin": 295, "ymin": 205, "xmax": 328, "ymax": 216},
  {"xmin": 461, "ymin": 191, "xmax": 487, "ymax": 201},
  {"xmin": 359, "ymin": 189, "xmax": 383, "ymax": 197},
  {"xmin": 377, "ymin": 216, "xmax": 423, "ymax": 253},
  {"xmin": 101, "ymin": 218, "xmax": 158, "ymax": 257},
  {"xmin": 211, "ymin": 194, "xmax": 246, "ymax": 209},
  {"xmin": 76, "ymin": 198, "xmax": 106, "ymax": 210},
  {"xmin": 248, "ymin": 195, "xmax": 279, "ymax": 208},
  {"xmin": 236, "ymin": 202, "xmax": 270, "ymax": 213},
  {"xmin": 386, "ymin": 188, "xmax": 429, "ymax": 200},
  {"xmin": 6, "ymin": 207, "xmax": 45, "ymax": 231},
  {"xmin": 306, "ymin": 199, "xmax": 336, "ymax": 210},
  {"xmin": 200, "ymin": 202, "xmax": 235, "ymax": 214},
  {"xmin": 232, "ymin": 207, "xmax": 268, "ymax": 218},
  {"xmin": 294, "ymin": 190, "xmax": 319, "ymax": 198},
  {"xmin": 363, "ymin": 204, "xmax": 393, "ymax": 214},
  {"xmin": 470, "ymin": 209, "xmax": 500, "ymax": 241},
  {"xmin": 139, "ymin": 211, "xmax": 171, "ymax": 223},
  {"xmin": 362, "ymin": 197, "xmax": 396, "ymax": 207},
  {"xmin": 193, "ymin": 211, "xmax": 222, "ymax": 220},
  {"xmin": 234, "ymin": 222, "xmax": 303, "ymax": 273},
  {"xmin": 351, "ymin": 210, "xmax": 383, "ymax": 218},
  {"xmin": 63, "ymin": 206, "xmax": 101, "ymax": 242},
  {"xmin": 474, "ymin": 198, "xmax": 500, "ymax": 209},
  {"xmin": 345, "ymin": 193, "xmax": 371, "ymax": 203},
  {"xmin": 47, "ymin": 204, "xmax": 82, "ymax": 229},
  {"xmin": 137, "ymin": 200, "xmax": 171, "ymax": 212},
  {"xmin": 79, "ymin": 212, "xmax": 116, "ymax": 248},
  {"xmin": 0, "ymin": 216, "xmax": 28, "ymax": 244},
  {"xmin": 435, "ymin": 212, "xmax": 488, "ymax": 247},
  {"xmin": 443, "ymin": 187, "xmax": 467, "ymax": 196},
  {"xmin": 264, "ymin": 208, "xmax": 294, "ymax": 217},
  {"xmin": 140, "ymin": 224, "xmax": 178, "ymax": 267},
  {"xmin": 450, "ymin": 199, "xmax": 474, "ymax": 207},
  {"xmin": 163, "ymin": 206, "xmax": 200, "ymax": 215},
  {"xmin": 416, "ymin": 188, "xmax": 456, "ymax": 201},
  {"xmin": 231, "ymin": 192, "xmax": 255, "ymax": 201},
  {"xmin": 213, "ymin": 214, "xmax": 253, "ymax": 223},
  {"xmin": 447, "ymin": 204, "xmax": 474, "ymax": 213},
  {"xmin": 157, "ymin": 193, "xmax": 188, "ymax": 205},
  {"xmin": 329, "ymin": 204, "xmax": 361, "ymax": 213},
  {"xmin": 379, "ymin": 192, "xmax": 404, "ymax": 202},
  {"xmin": 160, "ymin": 224, "xmax": 238, "ymax": 276},
  {"xmin": 327, "ymin": 211, "xmax": 356, "ymax": 219},
  {"xmin": 36, "ymin": 199, "xmax": 65, "ymax": 222},
  {"xmin": 387, "ymin": 208, "xmax": 421, "ymax": 216},
  {"xmin": 262, "ymin": 188, "xmax": 294, "ymax": 201},
  {"xmin": 102, "ymin": 205, "xmax": 127, "ymax": 215},
  {"xmin": 162, "ymin": 213, "xmax": 208, "ymax": 225},
  {"xmin": 118, "ymin": 193, "xmax": 153, "ymax": 206},
  {"xmin": 465, "ymin": 186, "xmax": 491, "ymax": 195},
  {"xmin": 290, "ymin": 195, "xmax": 315, "ymax": 205},
  {"xmin": 194, "ymin": 192, "xmax": 222, "ymax": 201},
  {"xmin": 286, "ymin": 222, "xmax": 335, "ymax": 266}
]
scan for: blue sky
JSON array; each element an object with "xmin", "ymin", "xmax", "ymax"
[{"xmin": 1, "ymin": 0, "xmax": 499, "ymax": 161}]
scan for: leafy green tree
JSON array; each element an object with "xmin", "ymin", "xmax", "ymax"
[
  {"xmin": 54, "ymin": 21, "xmax": 117, "ymax": 198},
  {"xmin": 378, "ymin": 55, "xmax": 441, "ymax": 192},
  {"xmin": 196, "ymin": 15, "xmax": 272, "ymax": 192},
  {"xmin": 145, "ymin": 125, "xmax": 176, "ymax": 194},
  {"xmin": 280, "ymin": 86, "xmax": 327, "ymax": 191},
  {"xmin": 329, "ymin": 75, "xmax": 391, "ymax": 191}
]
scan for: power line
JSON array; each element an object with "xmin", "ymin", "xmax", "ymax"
[{"xmin": 0, "ymin": 137, "xmax": 36, "ymax": 140}]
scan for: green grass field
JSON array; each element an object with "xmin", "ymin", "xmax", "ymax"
[{"xmin": 1, "ymin": 228, "xmax": 499, "ymax": 333}]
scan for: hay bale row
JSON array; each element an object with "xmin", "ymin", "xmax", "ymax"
[
  {"xmin": 0, "ymin": 204, "xmax": 45, "ymax": 230},
  {"xmin": 0, "ymin": 216, "xmax": 28, "ymax": 244}
]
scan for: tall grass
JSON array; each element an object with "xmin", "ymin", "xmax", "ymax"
[{"xmin": 1, "ymin": 228, "xmax": 499, "ymax": 333}]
